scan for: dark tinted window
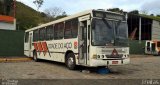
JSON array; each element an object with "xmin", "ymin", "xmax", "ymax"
[
  {"xmin": 54, "ymin": 22, "xmax": 64, "ymax": 39},
  {"xmin": 25, "ymin": 32, "xmax": 29, "ymax": 42},
  {"xmin": 46, "ymin": 25, "xmax": 54, "ymax": 40},
  {"xmin": 33, "ymin": 30, "xmax": 39, "ymax": 41},
  {"xmin": 64, "ymin": 18, "xmax": 78, "ymax": 39},
  {"xmin": 157, "ymin": 42, "xmax": 160, "ymax": 47},
  {"xmin": 64, "ymin": 20, "xmax": 72, "ymax": 38},
  {"xmin": 39, "ymin": 28, "xmax": 46, "ymax": 41},
  {"xmin": 147, "ymin": 42, "xmax": 150, "ymax": 47}
]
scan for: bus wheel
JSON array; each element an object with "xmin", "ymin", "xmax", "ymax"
[
  {"xmin": 33, "ymin": 51, "xmax": 38, "ymax": 62},
  {"xmin": 66, "ymin": 53, "xmax": 76, "ymax": 70}
]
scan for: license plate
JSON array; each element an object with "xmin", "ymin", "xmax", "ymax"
[{"xmin": 112, "ymin": 61, "xmax": 118, "ymax": 64}]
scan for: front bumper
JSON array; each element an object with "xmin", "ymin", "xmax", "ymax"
[{"xmin": 90, "ymin": 58, "xmax": 130, "ymax": 67}]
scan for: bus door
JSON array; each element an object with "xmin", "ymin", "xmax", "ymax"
[
  {"xmin": 29, "ymin": 32, "xmax": 33, "ymax": 56},
  {"xmin": 146, "ymin": 41, "xmax": 151, "ymax": 54},
  {"xmin": 78, "ymin": 15, "xmax": 90, "ymax": 65},
  {"xmin": 151, "ymin": 42, "xmax": 156, "ymax": 54}
]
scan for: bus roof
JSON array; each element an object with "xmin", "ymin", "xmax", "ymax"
[{"xmin": 25, "ymin": 9, "xmax": 123, "ymax": 32}]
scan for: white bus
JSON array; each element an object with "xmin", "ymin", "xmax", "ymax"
[{"xmin": 24, "ymin": 9, "xmax": 130, "ymax": 70}]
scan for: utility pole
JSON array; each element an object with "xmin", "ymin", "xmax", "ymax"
[
  {"xmin": 13, "ymin": 0, "xmax": 16, "ymax": 30},
  {"xmin": 13, "ymin": 0, "xmax": 16, "ymax": 18}
]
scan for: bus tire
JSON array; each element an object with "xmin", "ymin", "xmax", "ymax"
[
  {"xmin": 33, "ymin": 51, "xmax": 38, "ymax": 62},
  {"xmin": 66, "ymin": 53, "xmax": 76, "ymax": 70}
]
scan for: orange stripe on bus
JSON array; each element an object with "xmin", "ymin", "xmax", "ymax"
[
  {"xmin": 37, "ymin": 42, "xmax": 43, "ymax": 54},
  {"xmin": 33, "ymin": 43, "xmax": 38, "ymax": 51},
  {"xmin": 42, "ymin": 42, "xmax": 48, "ymax": 56}
]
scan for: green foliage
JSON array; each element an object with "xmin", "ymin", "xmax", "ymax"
[
  {"xmin": 139, "ymin": 14, "xmax": 160, "ymax": 21},
  {"xmin": 16, "ymin": 1, "xmax": 67, "ymax": 30},
  {"xmin": 0, "ymin": 1, "xmax": 3, "ymax": 14},
  {"xmin": 157, "ymin": 15, "xmax": 160, "ymax": 17},
  {"xmin": 129, "ymin": 10, "xmax": 139, "ymax": 14},
  {"xmin": 107, "ymin": 8, "xmax": 124, "ymax": 13},
  {"xmin": 16, "ymin": 2, "xmax": 44, "ymax": 30},
  {"xmin": 33, "ymin": 0, "xmax": 44, "ymax": 11},
  {"xmin": 129, "ymin": 10, "xmax": 160, "ymax": 21},
  {"xmin": 0, "ymin": 0, "xmax": 13, "ymax": 15}
]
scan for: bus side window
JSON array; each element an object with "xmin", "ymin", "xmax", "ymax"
[
  {"xmin": 72, "ymin": 18, "xmax": 78, "ymax": 38},
  {"xmin": 39, "ymin": 28, "xmax": 46, "ymax": 41},
  {"xmin": 33, "ymin": 30, "xmax": 39, "ymax": 41},
  {"xmin": 64, "ymin": 18, "xmax": 78, "ymax": 39},
  {"xmin": 46, "ymin": 25, "xmax": 54, "ymax": 40},
  {"xmin": 64, "ymin": 20, "xmax": 72, "ymax": 39},
  {"xmin": 54, "ymin": 22, "xmax": 64, "ymax": 40},
  {"xmin": 88, "ymin": 25, "xmax": 90, "ymax": 39},
  {"xmin": 25, "ymin": 32, "xmax": 29, "ymax": 43}
]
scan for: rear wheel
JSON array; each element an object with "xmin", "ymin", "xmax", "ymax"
[
  {"xmin": 33, "ymin": 51, "xmax": 38, "ymax": 62},
  {"xmin": 66, "ymin": 53, "xmax": 76, "ymax": 70}
]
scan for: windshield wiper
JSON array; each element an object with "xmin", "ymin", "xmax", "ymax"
[{"xmin": 102, "ymin": 18, "xmax": 112, "ymax": 29}]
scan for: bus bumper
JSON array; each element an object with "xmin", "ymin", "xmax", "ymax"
[{"xmin": 90, "ymin": 58, "xmax": 130, "ymax": 67}]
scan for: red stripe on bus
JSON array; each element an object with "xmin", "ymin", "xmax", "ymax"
[
  {"xmin": 37, "ymin": 42, "xmax": 43, "ymax": 54},
  {"xmin": 42, "ymin": 42, "xmax": 48, "ymax": 56},
  {"xmin": 33, "ymin": 43, "xmax": 38, "ymax": 51}
]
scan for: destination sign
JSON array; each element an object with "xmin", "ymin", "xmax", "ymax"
[{"xmin": 93, "ymin": 11, "xmax": 125, "ymax": 21}]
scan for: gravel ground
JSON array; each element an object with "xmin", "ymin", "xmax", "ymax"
[{"xmin": 0, "ymin": 55, "xmax": 160, "ymax": 79}]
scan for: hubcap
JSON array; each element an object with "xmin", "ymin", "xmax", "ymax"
[{"xmin": 68, "ymin": 57, "xmax": 74, "ymax": 67}]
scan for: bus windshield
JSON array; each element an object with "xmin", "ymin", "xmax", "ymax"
[{"xmin": 91, "ymin": 18, "xmax": 128, "ymax": 46}]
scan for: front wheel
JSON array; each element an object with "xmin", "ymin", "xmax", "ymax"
[{"xmin": 66, "ymin": 53, "xmax": 76, "ymax": 70}]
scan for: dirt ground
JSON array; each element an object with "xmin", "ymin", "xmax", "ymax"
[{"xmin": 0, "ymin": 55, "xmax": 160, "ymax": 79}]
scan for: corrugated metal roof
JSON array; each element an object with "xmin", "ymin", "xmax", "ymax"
[{"xmin": 128, "ymin": 13, "xmax": 160, "ymax": 22}]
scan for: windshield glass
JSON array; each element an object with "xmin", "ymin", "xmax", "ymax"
[{"xmin": 92, "ymin": 18, "xmax": 128, "ymax": 46}]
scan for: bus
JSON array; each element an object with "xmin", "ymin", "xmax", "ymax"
[
  {"xmin": 145, "ymin": 40, "xmax": 160, "ymax": 55},
  {"xmin": 24, "ymin": 9, "xmax": 130, "ymax": 70}
]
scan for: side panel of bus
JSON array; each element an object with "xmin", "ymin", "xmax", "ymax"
[
  {"xmin": 24, "ymin": 31, "xmax": 33, "ymax": 57},
  {"xmin": 34, "ymin": 38, "xmax": 78, "ymax": 63}
]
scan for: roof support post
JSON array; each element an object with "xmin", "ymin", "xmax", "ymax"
[{"xmin": 139, "ymin": 17, "xmax": 142, "ymax": 41}]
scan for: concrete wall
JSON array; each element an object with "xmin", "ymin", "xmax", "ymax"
[
  {"xmin": 152, "ymin": 20, "xmax": 160, "ymax": 40},
  {"xmin": 129, "ymin": 40, "xmax": 146, "ymax": 54},
  {"xmin": 0, "ymin": 29, "xmax": 24, "ymax": 56},
  {"xmin": 0, "ymin": 22, "xmax": 15, "ymax": 30}
]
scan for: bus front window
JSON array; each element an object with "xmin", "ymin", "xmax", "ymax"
[{"xmin": 91, "ymin": 18, "xmax": 128, "ymax": 46}]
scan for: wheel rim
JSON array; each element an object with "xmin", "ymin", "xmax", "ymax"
[{"xmin": 68, "ymin": 57, "xmax": 74, "ymax": 67}]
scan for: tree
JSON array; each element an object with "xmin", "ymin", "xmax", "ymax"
[
  {"xmin": 33, "ymin": 0, "xmax": 43, "ymax": 11},
  {"xmin": 150, "ymin": 14, "xmax": 154, "ymax": 16},
  {"xmin": 107, "ymin": 8, "xmax": 123, "ymax": 13},
  {"xmin": 157, "ymin": 15, "xmax": 160, "ymax": 17},
  {"xmin": 140, "ymin": 10, "xmax": 148, "ymax": 15},
  {"xmin": 0, "ymin": 1, "xmax": 3, "ymax": 14},
  {"xmin": 44, "ymin": 7, "xmax": 67, "ymax": 22},
  {"xmin": 16, "ymin": 1, "xmax": 44, "ymax": 30},
  {"xmin": 129, "ymin": 10, "xmax": 139, "ymax": 14},
  {"xmin": 4, "ymin": 0, "xmax": 13, "ymax": 15},
  {"xmin": 44, "ymin": 7, "xmax": 63, "ymax": 18},
  {"xmin": 0, "ymin": 0, "xmax": 13, "ymax": 15}
]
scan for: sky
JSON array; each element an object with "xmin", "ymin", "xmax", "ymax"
[{"xmin": 17, "ymin": 0, "xmax": 160, "ymax": 15}]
